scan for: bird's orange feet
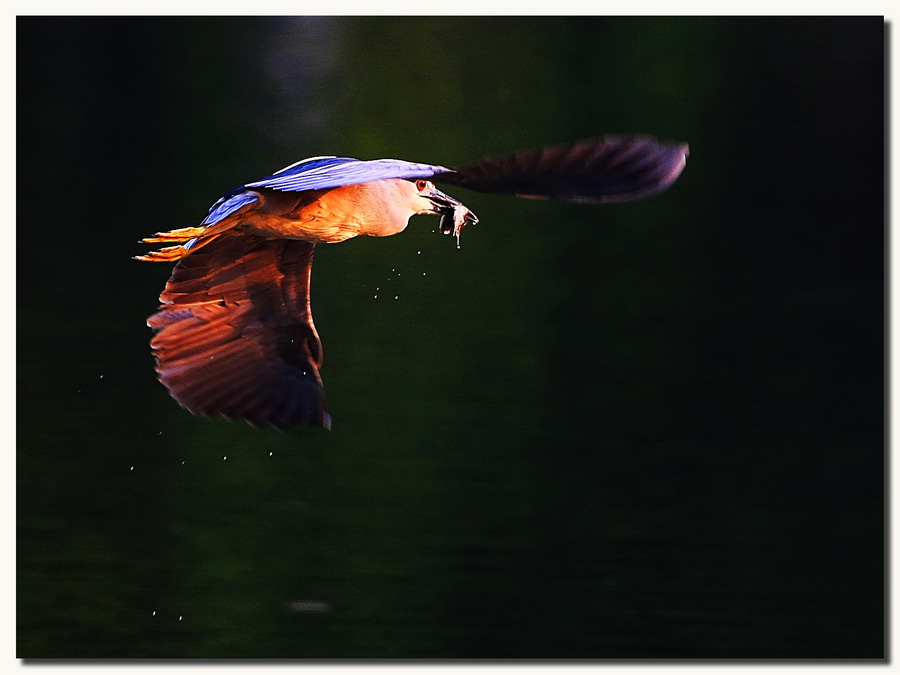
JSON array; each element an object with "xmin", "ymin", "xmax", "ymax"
[
  {"xmin": 140, "ymin": 226, "xmax": 209, "ymax": 243},
  {"xmin": 133, "ymin": 244, "xmax": 193, "ymax": 262},
  {"xmin": 134, "ymin": 232, "xmax": 223, "ymax": 262}
]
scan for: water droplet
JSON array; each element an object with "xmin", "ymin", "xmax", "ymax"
[
  {"xmin": 422, "ymin": 272, "xmax": 426, "ymax": 276},
  {"xmin": 374, "ymin": 295, "xmax": 378, "ymax": 299},
  {"xmin": 394, "ymin": 296, "xmax": 398, "ymax": 300},
  {"xmin": 130, "ymin": 466, "xmax": 134, "ymax": 471},
  {"xmin": 179, "ymin": 616, "xmax": 183, "ymax": 621},
  {"xmin": 417, "ymin": 250, "xmax": 421, "ymax": 254},
  {"xmin": 152, "ymin": 611, "xmax": 156, "ymax": 616},
  {"xmin": 269, "ymin": 452, "xmax": 273, "ymax": 456},
  {"xmin": 223, "ymin": 456, "xmax": 227, "ymax": 460},
  {"xmin": 99, "ymin": 375, "xmax": 104, "ymax": 379}
]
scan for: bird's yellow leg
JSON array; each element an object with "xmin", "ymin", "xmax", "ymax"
[
  {"xmin": 134, "ymin": 233, "xmax": 223, "ymax": 262},
  {"xmin": 141, "ymin": 226, "xmax": 210, "ymax": 243},
  {"xmin": 133, "ymin": 244, "xmax": 193, "ymax": 262}
]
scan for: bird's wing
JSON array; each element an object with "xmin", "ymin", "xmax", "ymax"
[
  {"xmin": 434, "ymin": 137, "xmax": 688, "ymax": 204},
  {"xmin": 202, "ymin": 188, "xmax": 261, "ymax": 226},
  {"xmin": 147, "ymin": 231, "xmax": 329, "ymax": 430},
  {"xmin": 244, "ymin": 156, "xmax": 451, "ymax": 192}
]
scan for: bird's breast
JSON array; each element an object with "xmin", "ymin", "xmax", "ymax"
[
  {"xmin": 236, "ymin": 183, "xmax": 409, "ymax": 243},
  {"xmin": 238, "ymin": 212, "xmax": 361, "ymax": 244}
]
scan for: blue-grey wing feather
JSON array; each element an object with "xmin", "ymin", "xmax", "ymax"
[
  {"xmin": 245, "ymin": 157, "xmax": 451, "ymax": 192},
  {"xmin": 202, "ymin": 190, "xmax": 261, "ymax": 226}
]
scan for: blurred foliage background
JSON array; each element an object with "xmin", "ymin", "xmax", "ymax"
[{"xmin": 17, "ymin": 16, "xmax": 883, "ymax": 658}]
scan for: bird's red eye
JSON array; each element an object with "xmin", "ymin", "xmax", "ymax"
[{"xmin": 416, "ymin": 180, "xmax": 429, "ymax": 191}]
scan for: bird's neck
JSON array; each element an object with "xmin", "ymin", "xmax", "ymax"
[{"xmin": 311, "ymin": 181, "xmax": 414, "ymax": 238}]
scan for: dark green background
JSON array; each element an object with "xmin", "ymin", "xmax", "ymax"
[{"xmin": 17, "ymin": 16, "xmax": 884, "ymax": 658}]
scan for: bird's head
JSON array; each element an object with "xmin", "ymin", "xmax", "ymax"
[
  {"xmin": 403, "ymin": 178, "xmax": 479, "ymax": 237},
  {"xmin": 359, "ymin": 178, "xmax": 479, "ymax": 239}
]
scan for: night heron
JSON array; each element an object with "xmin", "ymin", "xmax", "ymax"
[{"xmin": 137, "ymin": 136, "xmax": 688, "ymax": 430}]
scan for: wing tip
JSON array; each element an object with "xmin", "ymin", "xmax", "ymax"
[{"xmin": 164, "ymin": 393, "xmax": 332, "ymax": 432}]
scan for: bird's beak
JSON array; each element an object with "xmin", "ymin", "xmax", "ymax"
[
  {"xmin": 424, "ymin": 187, "xmax": 461, "ymax": 213},
  {"xmin": 423, "ymin": 187, "xmax": 479, "ymax": 237}
]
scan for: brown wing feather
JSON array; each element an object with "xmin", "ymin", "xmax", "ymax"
[
  {"xmin": 437, "ymin": 136, "xmax": 688, "ymax": 204},
  {"xmin": 147, "ymin": 232, "xmax": 329, "ymax": 430}
]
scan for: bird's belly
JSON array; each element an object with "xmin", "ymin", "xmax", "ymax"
[{"xmin": 237, "ymin": 214, "xmax": 360, "ymax": 244}]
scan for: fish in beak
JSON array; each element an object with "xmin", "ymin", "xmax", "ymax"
[{"xmin": 424, "ymin": 187, "xmax": 479, "ymax": 240}]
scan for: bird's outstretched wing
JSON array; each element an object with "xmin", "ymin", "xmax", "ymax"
[
  {"xmin": 245, "ymin": 156, "xmax": 451, "ymax": 192},
  {"xmin": 147, "ymin": 232, "xmax": 329, "ymax": 430},
  {"xmin": 435, "ymin": 136, "xmax": 689, "ymax": 204},
  {"xmin": 234, "ymin": 137, "xmax": 687, "ymax": 205}
]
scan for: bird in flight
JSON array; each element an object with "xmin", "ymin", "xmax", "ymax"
[{"xmin": 137, "ymin": 136, "xmax": 688, "ymax": 430}]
